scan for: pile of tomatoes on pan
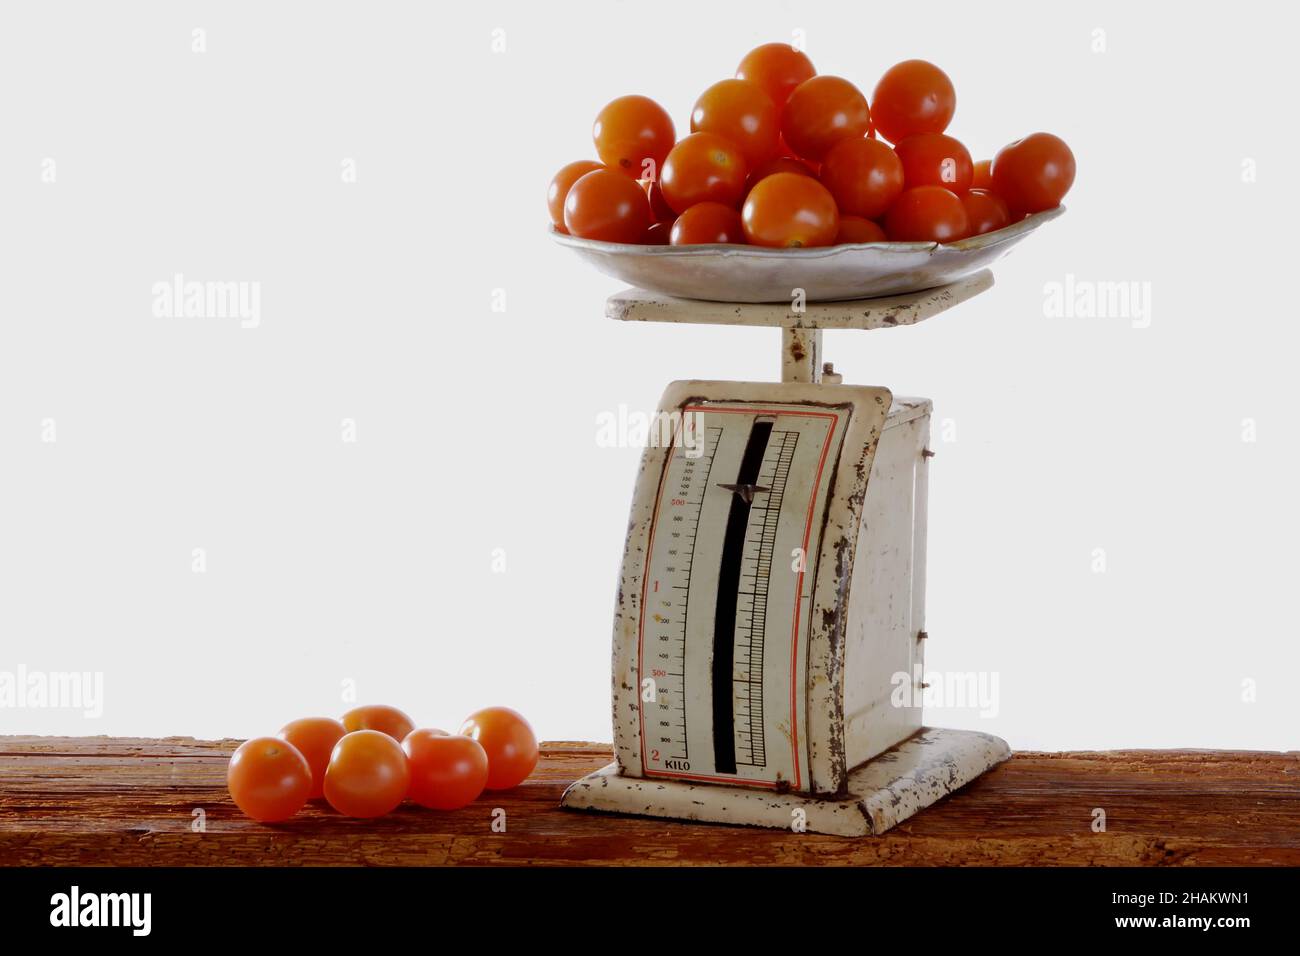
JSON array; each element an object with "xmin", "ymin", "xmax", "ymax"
[
  {"xmin": 226, "ymin": 704, "xmax": 537, "ymax": 823},
  {"xmin": 548, "ymin": 43, "xmax": 1075, "ymax": 248}
]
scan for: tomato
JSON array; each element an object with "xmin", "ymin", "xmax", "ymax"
[
  {"xmin": 592, "ymin": 95, "xmax": 676, "ymax": 180},
  {"xmin": 835, "ymin": 216, "xmax": 887, "ymax": 244},
  {"xmin": 742, "ymin": 172, "xmax": 839, "ymax": 248},
  {"xmin": 971, "ymin": 158, "xmax": 992, "ymax": 191},
  {"xmin": 670, "ymin": 202, "xmax": 745, "ymax": 245},
  {"xmin": 781, "ymin": 76, "xmax": 871, "ymax": 162},
  {"xmin": 660, "ymin": 132, "xmax": 749, "ymax": 214},
  {"xmin": 870, "ymin": 60, "xmax": 956, "ymax": 144},
  {"xmin": 278, "ymin": 717, "xmax": 346, "ymax": 800},
  {"xmin": 884, "ymin": 186, "xmax": 970, "ymax": 243},
  {"xmin": 735, "ymin": 43, "xmax": 816, "ymax": 112},
  {"xmin": 458, "ymin": 707, "xmax": 539, "ymax": 791},
  {"xmin": 547, "ymin": 160, "xmax": 603, "ymax": 231},
  {"xmin": 323, "ymin": 729, "xmax": 410, "ymax": 818},
  {"xmin": 227, "ymin": 737, "xmax": 312, "ymax": 823},
  {"xmin": 564, "ymin": 168, "xmax": 652, "ymax": 242},
  {"xmin": 691, "ymin": 79, "xmax": 780, "ymax": 167},
  {"xmin": 402, "ymin": 730, "xmax": 489, "ymax": 810},
  {"xmin": 894, "ymin": 132, "xmax": 973, "ymax": 193},
  {"xmin": 342, "ymin": 704, "xmax": 415, "ymax": 743},
  {"xmin": 961, "ymin": 188, "xmax": 1011, "ymax": 235},
  {"xmin": 642, "ymin": 221, "xmax": 672, "ymax": 244},
  {"xmin": 990, "ymin": 132, "xmax": 1076, "ymax": 218},
  {"xmin": 746, "ymin": 156, "xmax": 816, "ymax": 194},
  {"xmin": 819, "ymin": 137, "xmax": 904, "ymax": 220},
  {"xmin": 642, "ymin": 179, "xmax": 676, "ymax": 223}
]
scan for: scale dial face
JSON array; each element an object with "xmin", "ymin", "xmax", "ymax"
[{"xmin": 632, "ymin": 397, "xmax": 852, "ymax": 791}]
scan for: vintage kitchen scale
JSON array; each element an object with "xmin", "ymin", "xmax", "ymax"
[{"xmin": 556, "ymin": 213, "xmax": 1059, "ymax": 835}]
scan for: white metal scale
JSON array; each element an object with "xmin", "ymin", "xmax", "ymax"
[{"xmin": 561, "ymin": 271, "xmax": 1010, "ymax": 836}]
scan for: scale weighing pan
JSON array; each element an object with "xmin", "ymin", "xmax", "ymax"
[{"xmin": 551, "ymin": 205, "xmax": 1063, "ymax": 303}]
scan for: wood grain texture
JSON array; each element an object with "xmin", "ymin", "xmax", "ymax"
[{"xmin": 1, "ymin": 737, "xmax": 1296, "ymax": 866}]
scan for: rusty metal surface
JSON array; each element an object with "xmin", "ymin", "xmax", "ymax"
[{"xmin": 553, "ymin": 206, "xmax": 1063, "ymax": 303}]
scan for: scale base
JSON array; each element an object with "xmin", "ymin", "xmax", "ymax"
[{"xmin": 560, "ymin": 728, "xmax": 1009, "ymax": 837}]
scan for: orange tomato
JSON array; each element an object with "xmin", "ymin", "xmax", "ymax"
[
  {"xmin": 342, "ymin": 704, "xmax": 415, "ymax": 743},
  {"xmin": 746, "ymin": 156, "xmax": 816, "ymax": 194},
  {"xmin": 592, "ymin": 95, "xmax": 676, "ymax": 179},
  {"xmin": 459, "ymin": 707, "xmax": 539, "ymax": 791},
  {"xmin": 691, "ymin": 79, "xmax": 780, "ymax": 167},
  {"xmin": 670, "ymin": 202, "xmax": 746, "ymax": 245},
  {"xmin": 870, "ymin": 60, "xmax": 956, "ymax": 144},
  {"xmin": 323, "ymin": 729, "xmax": 410, "ymax": 818},
  {"xmin": 278, "ymin": 717, "xmax": 346, "ymax": 800},
  {"xmin": 741, "ymin": 172, "xmax": 839, "ymax": 248},
  {"xmin": 961, "ymin": 188, "xmax": 1011, "ymax": 235},
  {"xmin": 660, "ymin": 132, "xmax": 749, "ymax": 214},
  {"xmin": 402, "ymin": 730, "xmax": 489, "ymax": 810},
  {"xmin": 781, "ymin": 76, "xmax": 871, "ymax": 162},
  {"xmin": 547, "ymin": 160, "xmax": 603, "ymax": 230},
  {"xmin": 884, "ymin": 186, "xmax": 970, "ymax": 243},
  {"xmin": 564, "ymin": 168, "xmax": 652, "ymax": 242},
  {"xmin": 819, "ymin": 137, "xmax": 905, "ymax": 219},
  {"xmin": 735, "ymin": 43, "xmax": 816, "ymax": 112},
  {"xmin": 642, "ymin": 179, "xmax": 676, "ymax": 223},
  {"xmin": 971, "ymin": 159, "xmax": 993, "ymax": 191},
  {"xmin": 835, "ymin": 216, "xmax": 887, "ymax": 244},
  {"xmin": 643, "ymin": 221, "xmax": 672, "ymax": 244},
  {"xmin": 894, "ymin": 132, "xmax": 973, "ymax": 194},
  {"xmin": 227, "ymin": 737, "xmax": 312, "ymax": 823},
  {"xmin": 990, "ymin": 132, "xmax": 1076, "ymax": 218}
]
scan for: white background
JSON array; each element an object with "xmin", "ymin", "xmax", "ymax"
[{"xmin": 1, "ymin": 1, "xmax": 1295, "ymax": 751}]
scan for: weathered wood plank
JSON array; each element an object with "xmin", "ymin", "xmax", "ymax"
[{"xmin": 0, "ymin": 737, "xmax": 1295, "ymax": 866}]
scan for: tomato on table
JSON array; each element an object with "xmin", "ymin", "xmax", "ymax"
[
  {"xmin": 402, "ymin": 730, "xmax": 490, "ymax": 810},
  {"xmin": 819, "ymin": 136, "xmax": 904, "ymax": 219},
  {"xmin": 547, "ymin": 160, "xmax": 604, "ymax": 231},
  {"xmin": 961, "ymin": 188, "xmax": 1011, "ymax": 235},
  {"xmin": 564, "ymin": 168, "xmax": 652, "ymax": 242},
  {"xmin": 323, "ymin": 729, "xmax": 411, "ymax": 818},
  {"xmin": 691, "ymin": 79, "xmax": 780, "ymax": 167},
  {"xmin": 227, "ymin": 737, "xmax": 313, "ymax": 823},
  {"xmin": 894, "ymin": 132, "xmax": 973, "ymax": 193},
  {"xmin": 592, "ymin": 94, "xmax": 676, "ymax": 180},
  {"xmin": 459, "ymin": 707, "xmax": 539, "ymax": 791},
  {"xmin": 670, "ymin": 202, "xmax": 746, "ymax": 245},
  {"xmin": 660, "ymin": 132, "xmax": 749, "ymax": 214},
  {"xmin": 742, "ymin": 172, "xmax": 840, "ymax": 248},
  {"xmin": 835, "ymin": 216, "xmax": 887, "ymax": 244},
  {"xmin": 884, "ymin": 186, "xmax": 970, "ymax": 243},
  {"xmin": 735, "ymin": 42, "xmax": 816, "ymax": 112},
  {"xmin": 990, "ymin": 132, "xmax": 1076, "ymax": 217},
  {"xmin": 342, "ymin": 704, "xmax": 415, "ymax": 743},
  {"xmin": 870, "ymin": 60, "xmax": 956, "ymax": 144},
  {"xmin": 781, "ymin": 75, "xmax": 871, "ymax": 162},
  {"xmin": 278, "ymin": 717, "xmax": 346, "ymax": 800}
]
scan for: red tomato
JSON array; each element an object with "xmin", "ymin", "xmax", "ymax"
[
  {"xmin": 670, "ymin": 202, "xmax": 746, "ymax": 244},
  {"xmin": 742, "ymin": 172, "xmax": 839, "ymax": 248},
  {"xmin": 894, "ymin": 132, "xmax": 973, "ymax": 193},
  {"xmin": 660, "ymin": 132, "xmax": 749, "ymax": 214},
  {"xmin": 642, "ymin": 179, "xmax": 676, "ymax": 223},
  {"xmin": 971, "ymin": 159, "xmax": 992, "ymax": 191},
  {"xmin": 990, "ymin": 132, "xmax": 1076, "ymax": 217},
  {"xmin": 402, "ymin": 730, "xmax": 489, "ymax": 811},
  {"xmin": 691, "ymin": 79, "xmax": 780, "ymax": 167},
  {"xmin": 342, "ymin": 704, "xmax": 415, "ymax": 743},
  {"xmin": 835, "ymin": 216, "xmax": 887, "ymax": 244},
  {"xmin": 819, "ymin": 137, "xmax": 905, "ymax": 219},
  {"xmin": 885, "ymin": 186, "xmax": 970, "ymax": 243},
  {"xmin": 781, "ymin": 76, "xmax": 871, "ymax": 162},
  {"xmin": 564, "ymin": 168, "xmax": 652, "ymax": 242},
  {"xmin": 592, "ymin": 95, "xmax": 676, "ymax": 180},
  {"xmin": 546, "ymin": 160, "xmax": 603, "ymax": 231},
  {"xmin": 870, "ymin": 60, "xmax": 956, "ymax": 144},
  {"xmin": 227, "ymin": 737, "xmax": 312, "ymax": 823},
  {"xmin": 278, "ymin": 717, "xmax": 346, "ymax": 800},
  {"xmin": 323, "ymin": 729, "xmax": 411, "ymax": 818},
  {"xmin": 642, "ymin": 221, "xmax": 672, "ymax": 244},
  {"xmin": 961, "ymin": 188, "xmax": 1011, "ymax": 235},
  {"xmin": 746, "ymin": 156, "xmax": 816, "ymax": 193},
  {"xmin": 735, "ymin": 43, "xmax": 816, "ymax": 112},
  {"xmin": 459, "ymin": 707, "xmax": 539, "ymax": 791}
]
